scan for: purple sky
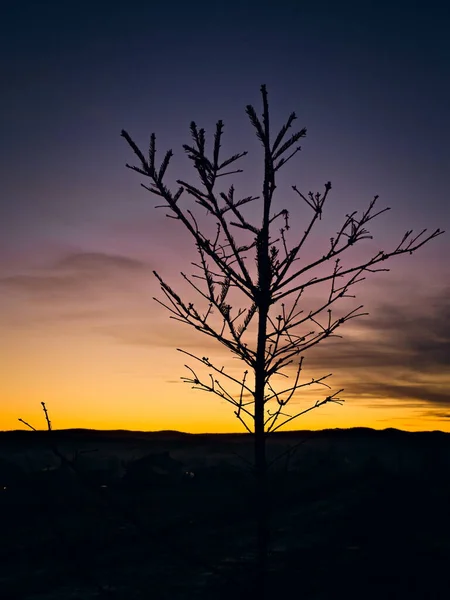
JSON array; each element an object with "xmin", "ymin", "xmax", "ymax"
[{"xmin": 1, "ymin": 0, "xmax": 449, "ymax": 432}]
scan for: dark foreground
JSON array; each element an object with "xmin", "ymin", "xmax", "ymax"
[{"xmin": 1, "ymin": 427, "xmax": 449, "ymax": 599}]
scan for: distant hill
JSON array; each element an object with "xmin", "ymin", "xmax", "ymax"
[
  {"xmin": 1, "ymin": 426, "xmax": 450, "ymax": 480},
  {"xmin": 1, "ymin": 425, "xmax": 448, "ymax": 446}
]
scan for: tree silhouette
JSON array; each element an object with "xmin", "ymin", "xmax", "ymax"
[{"xmin": 122, "ymin": 85, "xmax": 443, "ymax": 596}]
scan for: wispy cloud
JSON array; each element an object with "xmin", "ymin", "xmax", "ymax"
[
  {"xmin": 3, "ymin": 249, "xmax": 448, "ymax": 421},
  {"xmin": 0, "ymin": 252, "xmax": 150, "ymax": 303},
  {"xmin": 0, "ymin": 251, "xmax": 155, "ymax": 335},
  {"xmin": 420, "ymin": 410, "xmax": 450, "ymax": 420},
  {"xmin": 95, "ymin": 319, "xmax": 224, "ymax": 351},
  {"xmin": 0, "ymin": 251, "xmax": 150, "ymax": 297},
  {"xmin": 57, "ymin": 252, "xmax": 149, "ymax": 272},
  {"xmin": 301, "ymin": 286, "xmax": 450, "ymax": 409}
]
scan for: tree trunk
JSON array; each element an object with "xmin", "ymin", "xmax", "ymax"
[
  {"xmin": 253, "ymin": 129, "xmax": 273, "ymax": 597},
  {"xmin": 254, "ymin": 365, "xmax": 268, "ymax": 598},
  {"xmin": 254, "ymin": 295, "xmax": 270, "ymax": 598}
]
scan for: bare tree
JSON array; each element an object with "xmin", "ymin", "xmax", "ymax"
[{"xmin": 122, "ymin": 85, "xmax": 443, "ymax": 595}]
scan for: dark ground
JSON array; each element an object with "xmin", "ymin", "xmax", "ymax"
[{"xmin": 1, "ymin": 427, "xmax": 449, "ymax": 599}]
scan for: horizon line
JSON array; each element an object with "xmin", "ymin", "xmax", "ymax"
[{"xmin": 1, "ymin": 425, "xmax": 448, "ymax": 436}]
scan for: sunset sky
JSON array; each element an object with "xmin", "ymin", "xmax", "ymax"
[{"xmin": 1, "ymin": 0, "xmax": 449, "ymax": 433}]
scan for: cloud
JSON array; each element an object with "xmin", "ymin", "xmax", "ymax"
[
  {"xmin": 3, "ymin": 249, "xmax": 448, "ymax": 419},
  {"xmin": 0, "ymin": 251, "xmax": 150, "ymax": 299},
  {"xmin": 420, "ymin": 410, "xmax": 450, "ymax": 420},
  {"xmin": 95, "ymin": 318, "xmax": 225, "ymax": 352},
  {"xmin": 94, "ymin": 284, "xmax": 450, "ymax": 416},
  {"xmin": 344, "ymin": 381, "xmax": 450, "ymax": 406},
  {"xmin": 300, "ymin": 286, "xmax": 450, "ymax": 409},
  {"xmin": 56, "ymin": 252, "xmax": 148, "ymax": 272},
  {"xmin": 0, "ymin": 251, "xmax": 155, "ymax": 334}
]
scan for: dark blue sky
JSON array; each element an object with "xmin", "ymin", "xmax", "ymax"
[{"xmin": 2, "ymin": 0, "xmax": 449, "ymax": 251}]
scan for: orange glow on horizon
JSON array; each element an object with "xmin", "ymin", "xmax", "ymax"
[{"xmin": 2, "ymin": 308, "xmax": 449, "ymax": 434}]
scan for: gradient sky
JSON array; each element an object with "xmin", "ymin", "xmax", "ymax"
[{"xmin": 1, "ymin": 0, "xmax": 449, "ymax": 432}]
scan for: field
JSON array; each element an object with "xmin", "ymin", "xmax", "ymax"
[{"xmin": 1, "ymin": 428, "xmax": 450, "ymax": 599}]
